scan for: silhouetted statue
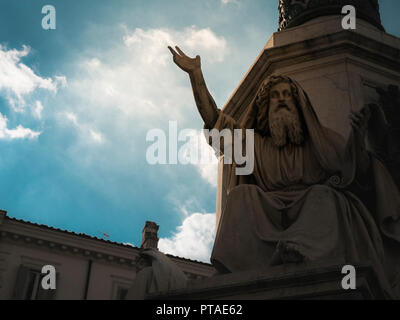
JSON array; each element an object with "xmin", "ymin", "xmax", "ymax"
[{"xmin": 169, "ymin": 47, "xmax": 400, "ymax": 298}]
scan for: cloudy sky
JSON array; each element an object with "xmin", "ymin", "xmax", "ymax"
[{"xmin": 0, "ymin": 0, "xmax": 399, "ymax": 263}]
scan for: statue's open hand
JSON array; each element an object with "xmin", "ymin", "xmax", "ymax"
[
  {"xmin": 168, "ymin": 46, "xmax": 201, "ymax": 73},
  {"xmin": 350, "ymin": 104, "xmax": 373, "ymax": 137}
]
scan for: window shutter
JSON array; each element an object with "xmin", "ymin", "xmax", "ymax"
[
  {"xmin": 36, "ymin": 272, "xmax": 58, "ymax": 300},
  {"xmin": 12, "ymin": 265, "xmax": 30, "ymax": 300}
]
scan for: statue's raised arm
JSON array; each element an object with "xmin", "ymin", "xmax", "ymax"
[{"xmin": 168, "ymin": 46, "xmax": 219, "ymax": 128}]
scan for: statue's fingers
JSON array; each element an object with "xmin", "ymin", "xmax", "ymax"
[
  {"xmin": 350, "ymin": 111, "xmax": 360, "ymax": 117},
  {"xmin": 168, "ymin": 46, "xmax": 178, "ymax": 56},
  {"xmin": 351, "ymin": 112, "xmax": 363, "ymax": 121},
  {"xmin": 349, "ymin": 113, "xmax": 358, "ymax": 120},
  {"xmin": 349, "ymin": 115, "xmax": 361, "ymax": 126},
  {"xmin": 175, "ymin": 46, "xmax": 188, "ymax": 58}
]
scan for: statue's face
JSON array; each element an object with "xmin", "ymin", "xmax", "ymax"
[
  {"xmin": 267, "ymin": 81, "xmax": 304, "ymax": 147},
  {"xmin": 268, "ymin": 82, "xmax": 297, "ymax": 116},
  {"xmin": 136, "ymin": 255, "xmax": 151, "ymax": 272}
]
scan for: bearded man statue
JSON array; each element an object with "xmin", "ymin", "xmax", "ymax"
[{"xmin": 168, "ymin": 46, "xmax": 400, "ymax": 298}]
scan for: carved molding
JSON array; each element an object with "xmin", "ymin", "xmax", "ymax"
[
  {"xmin": 278, "ymin": 0, "xmax": 384, "ymax": 31},
  {"xmin": 0, "ymin": 230, "xmax": 138, "ymax": 268}
]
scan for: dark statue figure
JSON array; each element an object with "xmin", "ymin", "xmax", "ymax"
[
  {"xmin": 367, "ymin": 85, "xmax": 400, "ymax": 189},
  {"xmin": 278, "ymin": 0, "xmax": 384, "ymax": 31},
  {"xmin": 367, "ymin": 85, "xmax": 400, "ymax": 187},
  {"xmin": 169, "ymin": 46, "xmax": 400, "ymax": 298}
]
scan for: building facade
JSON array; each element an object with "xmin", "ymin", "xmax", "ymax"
[{"xmin": 0, "ymin": 210, "xmax": 214, "ymax": 300}]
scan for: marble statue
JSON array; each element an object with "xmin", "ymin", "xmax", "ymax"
[
  {"xmin": 168, "ymin": 46, "xmax": 400, "ymax": 298},
  {"xmin": 126, "ymin": 249, "xmax": 187, "ymax": 300}
]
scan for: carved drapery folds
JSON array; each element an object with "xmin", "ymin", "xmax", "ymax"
[{"xmin": 368, "ymin": 85, "xmax": 400, "ymax": 188}]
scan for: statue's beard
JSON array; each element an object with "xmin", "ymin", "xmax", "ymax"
[{"xmin": 269, "ymin": 109, "xmax": 304, "ymax": 148}]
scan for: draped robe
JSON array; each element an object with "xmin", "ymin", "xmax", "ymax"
[
  {"xmin": 207, "ymin": 79, "xmax": 400, "ymax": 298},
  {"xmin": 126, "ymin": 249, "xmax": 187, "ymax": 300}
]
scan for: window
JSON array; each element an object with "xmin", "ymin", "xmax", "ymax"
[
  {"xmin": 13, "ymin": 265, "xmax": 56, "ymax": 300},
  {"xmin": 111, "ymin": 277, "xmax": 133, "ymax": 300},
  {"xmin": 25, "ymin": 269, "xmax": 43, "ymax": 300}
]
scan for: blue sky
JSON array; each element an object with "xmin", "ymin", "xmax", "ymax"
[{"xmin": 0, "ymin": 0, "xmax": 399, "ymax": 262}]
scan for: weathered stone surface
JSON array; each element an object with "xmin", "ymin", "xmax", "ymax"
[
  {"xmin": 141, "ymin": 221, "xmax": 159, "ymax": 250},
  {"xmin": 369, "ymin": 84, "xmax": 400, "ymax": 188},
  {"xmin": 278, "ymin": 0, "xmax": 383, "ymax": 31},
  {"xmin": 151, "ymin": 262, "xmax": 386, "ymax": 300}
]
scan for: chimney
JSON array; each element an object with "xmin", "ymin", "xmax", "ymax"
[
  {"xmin": 140, "ymin": 221, "xmax": 159, "ymax": 250},
  {"xmin": 0, "ymin": 210, "xmax": 7, "ymax": 225}
]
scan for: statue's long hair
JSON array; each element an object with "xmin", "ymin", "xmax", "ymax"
[{"xmin": 240, "ymin": 75, "xmax": 303, "ymax": 136}]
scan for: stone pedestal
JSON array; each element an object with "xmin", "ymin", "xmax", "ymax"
[{"xmin": 151, "ymin": 262, "xmax": 386, "ymax": 300}]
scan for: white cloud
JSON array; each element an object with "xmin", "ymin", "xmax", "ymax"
[
  {"xmin": 33, "ymin": 101, "xmax": 44, "ymax": 119},
  {"xmin": 123, "ymin": 242, "xmax": 136, "ymax": 247},
  {"xmin": 0, "ymin": 113, "xmax": 41, "ymax": 140},
  {"xmin": 55, "ymin": 76, "xmax": 68, "ymax": 89},
  {"xmin": 221, "ymin": 0, "xmax": 238, "ymax": 4},
  {"xmin": 66, "ymin": 26, "xmax": 228, "ymax": 127},
  {"xmin": 158, "ymin": 213, "xmax": 216, "ymax": 263},
  {"xmin": 194, "ymin": 131, "xmax": 218, "ymax": 188},
  {"xmin": 57, "ymin": 25, "xmax": 228, "ymax": 172},
  {"xmin": 179, "ymin": 129, "xmax": 219, "ymax": 187},
  {"xmin": 54, "ymin": 26, "xmax": 226, "ymax": 208},
  {"xmin": 65, "ymin": 112, "xmax": 78, "ymax": 126},
  {"xmin": 89, "ymin": 129, "xmax": 103, "ymax": 144},
  {"xmin": 123, "ymin": 26, "xmax": 227, "ymax": 64},
  {"xmin": 63, "ymin": 112, "xmax": 104, "ymax": 144},
  {"xmin": 0, "ymin": 45, "xmax": 64, "ymax": 112},
  {"xmin": 0, "ymin": 44, "xmax": 66, "ymax": 140},
  {"xmin": 196, "ymin": 161, "xmax": 218, "ymax": 188}
]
